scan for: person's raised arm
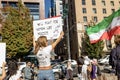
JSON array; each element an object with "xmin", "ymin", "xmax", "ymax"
[
  {"xmin": 33, "ymin": 36, "xmax": 36, "ymax": 49},
  {"xmin": 52, "ymin": 31, "xmax": 64, "ymax": 50}
]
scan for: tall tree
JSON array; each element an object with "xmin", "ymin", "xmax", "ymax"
[
  {"xmin": 83, "ymin": 21, "xmax": 104, "ymax": 59},
  {"xmin": 1, "ymin": 0, "xmax": 33, "ymax": 57},
  {"xmin": 83, "ymin": 33, "xmax": 104, "ymax": 58}
]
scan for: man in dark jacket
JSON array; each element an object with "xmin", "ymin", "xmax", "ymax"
[
  {"xmin": 109, "ymin": 35, "xmax": 120, "ymax": 80},
  {"xmin": 77, "ymin": 56, "xmax": 84, "ymax": 74}
]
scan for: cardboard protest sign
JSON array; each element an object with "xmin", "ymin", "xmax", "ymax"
[
  {"xmin": 33, "ymin": 16, "xmax": 63, "ymax": 41},
  {"xmin": 0, "ymin": 43, "xmax": 6, "ymax": 67}
]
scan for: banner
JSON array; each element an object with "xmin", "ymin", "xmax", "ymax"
[
  {"xmin": 33, "ymin": 16, "xmax": 63, "ymax": 41},
  {"xmin": 0, "ymin": 43, "xmax": 6, "ymax": 67}
]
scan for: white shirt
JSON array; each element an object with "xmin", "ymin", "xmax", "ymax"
[
  {"xmin": 36, "ymin": 45, "xmax": 52, "ymax": 67},
  {"xmin": 9, "ymin": 70, "xmax": 22, "ymax": 80}
]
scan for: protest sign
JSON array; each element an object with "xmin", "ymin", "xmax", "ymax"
[
  {"xmin": 33, "ymin": 16, "xmax": 63, "ymax": 41},
  {"xmin": 0, "ymin": 43, "xmax": 6, "ymax": 67}
]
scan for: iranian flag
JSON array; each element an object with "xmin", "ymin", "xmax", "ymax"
[{"xmin": 87, "ymin": 9, "xmax": 120, "ymax": 43}]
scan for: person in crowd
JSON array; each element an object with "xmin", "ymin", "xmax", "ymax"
[
  {"xmin": 77, "ymin": 55, "xmax": 84, "ymax": 75},
  {"xmin": 109, "ymin": 35, "xmax": 120, "ymax": 80},
  {"xmin": 34, "ymin": 31, "xmax": 64, "ymax": 80},
  {"xmin": 90, "ymin": 59, "xmax": 98, "ymax": 80},
  {"xmin": 22, "ymin": 61, "xmax": 33, "ymax": 80},
  {"xmin": 31, "ymin": 63, "xmax": 37, "ymax": 80},
  {"xmin": 87, "ymin": 61, "xmax": 92, "ymax": 80},
  {"xmin": 7, "ymin": 59, "xmax": 23, "ymax": 80},
  {"xmin": 0, "ymin": 62, "xmax": 6, "ymax": 80},
  {"xmin": 66, "ymin": 59, "xmax": 73, "ymax": 80},
  {"xmin": 80, "ymin": 59, "xmax": 90, "ymax": 80}
]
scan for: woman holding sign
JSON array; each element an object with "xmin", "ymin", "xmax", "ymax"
[{"xmin": 34, "ymin": 31, "xmax": 64, "ymax": 80}]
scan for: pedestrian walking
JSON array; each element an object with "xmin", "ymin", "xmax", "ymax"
[
  {"xmin": 90, "ymin": 59, "xmax": 98, "ymax": 80},
  {"xmin": 77, "ymin": 56, "xmax": 84, "ymax": 74},
  {"xmin": 109, "ymin": 35, "xmax": 120, "ymax": 80},
  {"xmin": 34, "ymin": 31, "xmax": 64, "ymax": 80},
  {"xmin": 65, "ymin": 59, "xmax": 74, "ymax": 80},
  {"xmin": 77, "ymin": 55, "xmax": 84, "ymax": 80},
  {"xmin": 0, "ymin": 62, "xmax": 6, "ymax": 80},
  {"xmin": 80, "ymin": 60, "xmax": 90, "ymax": 80},
  {"xmin": 22, "ymin": 61, "xmax": 33, "ymax": 80}
]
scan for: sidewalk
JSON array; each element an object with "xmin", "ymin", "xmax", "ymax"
[
  {"xmin": 59, "ymin": 77, "xmax": 79, "ymax": 80},
  {"xmin": 100, "ymin": 73, "xmax": 117, "ymax": 80},
  {"xmin": 60, "ymin": 73, "xmax": 117, "ymax": 80}
]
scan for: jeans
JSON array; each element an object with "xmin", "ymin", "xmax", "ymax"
[{"xmin": 37, "ymin": 69, "xmax": 55, "ymax": 80}]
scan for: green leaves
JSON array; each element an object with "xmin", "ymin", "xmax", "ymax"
[
  {"xmin": 83, "ymin": 32, "xmax": 104, "ymax": 59},
  {"xmin": 1, "ymin": 1, "xmax": 33, "ymax": 57}
]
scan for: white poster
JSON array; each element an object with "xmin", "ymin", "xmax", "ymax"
[
  {"xmin": 0, "ymin": 43, "xmax": 6, "ymax": 67},
  {"xmin": 33, "ymin": 16, "xmax": 63, "ymax": 41}
]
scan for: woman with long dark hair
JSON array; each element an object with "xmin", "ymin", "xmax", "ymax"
[{"xmin": 7, "ymin": 59, "xmax": 23, "ymax": 80}]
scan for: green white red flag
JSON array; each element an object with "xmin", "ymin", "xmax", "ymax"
[{"xmin": 86, "ymin": 9, "xmax": 120, "ymax": 43}]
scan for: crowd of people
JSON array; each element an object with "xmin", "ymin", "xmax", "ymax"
[
  {"xmin": 0, "ymin": 59, "xmax": 36, "ymax": 80},
  {"xmin": 77, "ymin": 55, "xmax": 101, "ymax": 80},
  {"xmin": 1, "ymin": 32, "xmax": 120, "ymax": 80}
]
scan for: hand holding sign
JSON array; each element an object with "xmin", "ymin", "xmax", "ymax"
[{"xmin": 33, "ymin": 16, "xmax": 63, "ymax": 41}]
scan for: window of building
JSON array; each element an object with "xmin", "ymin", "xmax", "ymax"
[
  {"xmin": 92, "ymin": 0, "xmax": 96, "ymax": 5},
  {"xmin": 110, "ymin": 1, "xmax": 114, "ymax": 6},
  {"xmin": 101, "ymin": 0, "xmax": 106, "ymax": 6},
  {"xmin": 60, "ymin": 6, "xmax": 63, "ymax": 10},
  {"xmin": 82, "ymin": 8, "xmax": 87, "ymax": 13},
  {"xmin": 82, "ymin": 0, "xmax": 86, "ymax": 5},
  {"xmin": 93, "ymin": 16, "xmax": 98, "ymax": 22},
  {"xmin": 24, "ymin": 3, "xmax": 40, "ymax": 20},
  {"xmin": 60, "ymin": 11, "xmax": 63, "ymax": 15},
  {"xmin": 84, "ymin": 25, "xmax": 88, "ymax": 30},
  {"xmin": 103, "ymin": 8, "xmax": 107, "ymax": 14},
  {"xmin": 103, "ymin": 16, "xmax": 107, "ymax": 19},
  {"xmin": 111, "ymin": 9, "xmax": 115, "ymax": 13},
  {"xmin": 1, "ymin": 1, "xmax": 17, "ymax": 8},
  {"xmin": 1, "ymin": 1, "xmax": 40, "ymax": 20},
  {"xmin": 83, "ymin": 16, "xmax": 87, "ymax": 22},
  {"xmin": 32, "ymin": 14, "xmax": 39, "ymax": 20},
  {"xmin": 92, "ymin": 8, "xmax": 97, "ymax": 14}
]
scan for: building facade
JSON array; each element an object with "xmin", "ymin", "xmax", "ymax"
[
  {"xmin": 67, "ymin": 0, "xmax": 120, "ymax": 59},
  {"xmin": 0, "ymin": 0, "xmax": 45, "ymax": 20},
  {"xmin": 0, "ymin": 0, "xmax": 63, "ymax": 20}
]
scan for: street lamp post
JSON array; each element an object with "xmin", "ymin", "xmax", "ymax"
[
  {"xmin": 63, "ymin": 0, "xmax": 71, "ymax": 60},
  {"xmin": 66, "ymin": 15, "xmax": 71, "ymax": 60}
]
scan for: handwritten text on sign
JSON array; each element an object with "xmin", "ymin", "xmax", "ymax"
[{"xmin": 33, "ymin": 16, "xmax": 63, "ymax": 41}]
